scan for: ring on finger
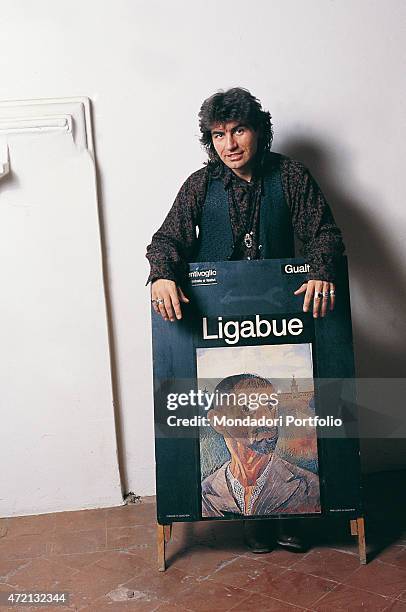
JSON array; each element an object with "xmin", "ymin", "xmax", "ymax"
[
  {"xmin": 330, "ymin": 290, "xmax": 336, "ymax": 296},
  {"xmin": 156, "ymin": 298, "xmax": 164, "ymax": 305},
  {"xmin": 323, "ymin": 291, "xmax": 330, "ymax": 298},
  {"xmin": 315, "ymin": 292, "xmax": 323, "ymax": 300}
]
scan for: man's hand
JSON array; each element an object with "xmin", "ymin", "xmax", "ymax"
[
  {"xmin": 151, "ymin": 279, "xmax": 190, "ymax": 322},
  {"xmin": 294, "ymin": 280, "xmax": 336, "ymax": 318}
]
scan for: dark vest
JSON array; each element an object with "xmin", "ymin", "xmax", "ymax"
[{"xmin": 193, "ymin": 152, "xmax": 295, "ymax": 262}]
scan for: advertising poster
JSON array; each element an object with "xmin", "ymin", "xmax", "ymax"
[{"xmin": 152, "ymin": 258, "xmax": 362, "ymax": 524}]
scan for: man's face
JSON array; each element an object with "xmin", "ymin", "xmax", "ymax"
[
  {"xmin": 208, "ymin": 383, "xmax": 279, "ymax": 455},
  {"xmin": 210, "ymin": 120, "xmax": 259, "ymax": 176}
]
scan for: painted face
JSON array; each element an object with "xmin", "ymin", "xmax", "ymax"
[
  {"xmin": 208, "ymin": 383, "xmax": 279, "ymax": 454},
  {"xmin": 211, "ymin": 120, "xmax": 259, "ymax": 179}
]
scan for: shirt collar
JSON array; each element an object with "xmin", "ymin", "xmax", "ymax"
[
  {"xmin": 222, "ymin": 164, "xmax": 262, "ymax": 190},
  {"xmin": 225, "ymin": 457, "xmax": 273, "ymax": 491},
  {"xmin": 225, "ymin": 458, "xmax": 274, "ymax": 514}
]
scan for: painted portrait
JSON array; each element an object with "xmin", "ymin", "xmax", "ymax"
[{"xmin": 196, "ymin": 343, "xmax": 321, "ymax": 518}]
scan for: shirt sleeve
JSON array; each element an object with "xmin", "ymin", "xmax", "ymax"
[
  {"xmin": 145, "ymin": 168, "xmax": 207, "ymax": 285},
  {"xmin": 281, "ymin": 159, "xmax": 345, "ymax": 283}
]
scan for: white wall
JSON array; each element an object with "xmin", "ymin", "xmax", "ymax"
[{"xmin": 1, "ymin": 0, "xmax": 405, "ymax": 511}]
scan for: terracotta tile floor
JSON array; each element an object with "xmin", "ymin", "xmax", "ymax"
[{"xmin": 0, "ymin": 472, "xmax": 405, "ymax": 611}]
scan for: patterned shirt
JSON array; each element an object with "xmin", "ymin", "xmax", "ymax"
[
  {"xmin": 225, "ymin": 459, "xmax": 273, "ymax": 515},
  {"xmin": 146, "ymin": 152, "xmax": 345, "ymax": 284}
]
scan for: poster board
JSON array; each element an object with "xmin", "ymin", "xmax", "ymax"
[{"xmin": 152, "ymin": 258, "xmax": 362, "ymax": 524}]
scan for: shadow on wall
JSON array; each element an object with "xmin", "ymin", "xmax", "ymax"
[{"xmin": 280, "ymin": 137, "xmax": 406, "ymax": 474}]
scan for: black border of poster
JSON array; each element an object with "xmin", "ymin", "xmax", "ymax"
[{"xmin": 151, "ymin": 257, "xmax": 363, "ymax": 525}]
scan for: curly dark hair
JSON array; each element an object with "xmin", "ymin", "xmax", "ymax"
[{"xmin": 198, "ymin": 87, "xmax": 273, "ymax": 173}]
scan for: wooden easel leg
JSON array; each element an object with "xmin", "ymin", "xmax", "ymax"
[
  {"xmin": 157, "ymin": 523, "xmax": 173, "ymax": 571},
  {"xmin": 349, "ymin": 517, "xmax": 367, "ymax": 564},
  {"xmin": 357, "ymin": 518, "xmax": 367, "ymax": 565},
  {"xmin": 157, "ymin": 524, "xmax": 166, "ymax": 571},
  {"xmin": 164, "ymin": 524, "xmax": 172, "ymax": 543}
]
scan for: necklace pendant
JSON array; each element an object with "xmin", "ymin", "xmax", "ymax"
[{"xmin": 244, "ymin": 232, "xmax": 253, "ymax": 249}]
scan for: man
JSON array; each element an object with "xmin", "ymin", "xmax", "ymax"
[
  {"xmin": 146, "ymin": 87, "xmax": 343, "ymax": 322},
  {"xmin": 146, "ymin": 87, "xmax": 344, "ymax": 551},
  {"xmin": 202, "ymin": 374, "xmax": 320, "ymax": 521}
]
